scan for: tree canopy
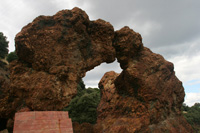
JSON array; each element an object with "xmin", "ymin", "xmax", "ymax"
[
  {"xmin": 6, "ymin": 51, "xmax": 18, "ymax": 63},
  {"xmin": 63, "ymin": 80, "xmax": 100, "ymax": 124},
  {"xmin": 182, "ymin": 103, "xmax": 200, "ymax": 132},
  {"xmin": 0, "ymin": 32, "xmax": 9, "ymax": 59}
]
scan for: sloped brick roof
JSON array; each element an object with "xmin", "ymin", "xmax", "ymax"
[{"xmin": 13, "ymin": 111, "xmax": 73, "ymax": 133}]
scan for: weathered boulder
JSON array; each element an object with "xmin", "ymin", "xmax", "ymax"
[
  {"xmin": 11, "ymin": 7, "xmax": 115, "ymax": 111},
  {"xmin": 0, "ymin": 60, "xmax": 11, "ymax": 131},
  {"xmin": 96, "ymin": 70, "xmax": 192, "ymax": 132},
  {"xmin": 73, "ymin": 122, "xmax": 94, "ymax": 133},
  {"xmin": 0, "ymin": 7, "xmax": 193, "ymax": 132},
  {"xmin": 0, "ymin": 61, "xmax": 9, "ymax": 100},
  {"xmin": 95, "ymin": 27, "xmax": 193, "ymax": 132}
]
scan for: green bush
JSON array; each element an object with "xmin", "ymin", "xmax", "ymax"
[
  {"xmin": 182, "ymin": 103, "xmax": 200, "ymax": 132},
  {"xmin": 77, "ymin": 79, "xmax": 85, "ymax": 92},
  {"xmin": 6, "ymin": 51, "xmax": 18, "ymax": 63},
  {"xmin": 64, "ymin": 80, "xmax": 100, "ymax": 124},
  {"xmin": 0, "ymin": 32, "xmax": 9, "ymax": 59}
]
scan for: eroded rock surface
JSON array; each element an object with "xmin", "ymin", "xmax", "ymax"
[
  {"xmin": 11, "ymin": 7, "xmax": 115, "ymax": 111},
  {"xmin": 0, "ymin": 61, "xmax": 9, "ymax": 100},
  {"xmin": 0, "ymin": 7, "xmax": 193, "ymax": 132},
  {"xmin": 95, "ymin": 28, "xmax": 193, "ymax": 132},
  {"xmin": 96, "ymin": 71, "xmax": 192, "ymax": 133},
  {"xmin": 0, "ymin": 60, "xmax": 10, "ymax": 131}
]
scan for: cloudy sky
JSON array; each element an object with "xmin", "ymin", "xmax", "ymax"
[{"xmin": 1, "ymin": 0, "xmax": 199, "ymax": 106}]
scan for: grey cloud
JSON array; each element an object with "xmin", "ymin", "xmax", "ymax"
[
  {"xmin": 0, "ymin": 0, "xmax": 76, "ymax": 51},
  {"xmin": 79, "ymin": 0, "xmax": 200, "ymax": 59},
  {"xmin": 185, "ymin": 93, "xmax": 200, "ymax": 106},
  {"xmin": 21, "ymin": 0, "xmax": 61, "ymax": 16}
]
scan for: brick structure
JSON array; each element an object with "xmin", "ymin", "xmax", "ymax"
[{"xmin": 13, "ymin": 111, "xmax": 73, "ymax": 133}]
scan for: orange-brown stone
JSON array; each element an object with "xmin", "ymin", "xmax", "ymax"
[{"xmin": 0, "ymin": 7, "xmax": 193, "ymax": 132}]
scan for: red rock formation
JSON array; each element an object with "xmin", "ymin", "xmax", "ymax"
[
  {"xmin": 73, "ymin": 122, "xmax": 94, "ymax": 133},
  {"xmin": 11, "ymin": 7, "xmax": 115, "ymax": 111},
  {"xmin": 0, "ymin": 7, "xmax": 193, "ymax": 132},
  {"xmin": 95, "ymin": 27, "xmax": 193, "ymax": 132},
  {"xmin": 0, "ymin": 61, "xmax": 10, "ymax": 131},
  {"xmin": 0, "ymin": 61, "xmax": 9, "ymax": 101}
]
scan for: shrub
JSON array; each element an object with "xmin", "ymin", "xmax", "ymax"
[
  {"xmin": 63, "ymin": 80, "xmax": 100, "ymax": 124},
  {"xmin": 6, "ymin": 51, "xmax": 18, "ymax": 63},
  {"xmin": 0, "ymin": 32, "xmax": 9, "ymax": 59}
]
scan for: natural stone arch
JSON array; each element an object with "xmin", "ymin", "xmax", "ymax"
[
  {"xmin": 13, "ymin": 7, "xmax": 116, "ymax": 110},
  {"xmin": 6, "ymin": 7, "xmax": 193, "ymax": 132},
  {"xmin": 83, "ymin": 61, "xmax": 122, "ymax": 88}
]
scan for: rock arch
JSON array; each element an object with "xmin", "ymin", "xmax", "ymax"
[
  {"xmin": 13, "ymin": 7, "xmax": 115, "ymax": 110},
  {"xmin": 7, "ymin": 7, "xmax": 193, "ymax": 132},
  {"xmin": 83, "ymin": 61, "xmax": 121, "ymax": 88}
]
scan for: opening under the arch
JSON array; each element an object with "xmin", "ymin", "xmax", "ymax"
[{"xmin": 83, "ymin": 60, "xmax": 122, "ymax": 88}]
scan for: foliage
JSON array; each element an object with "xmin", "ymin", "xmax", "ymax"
[
  {"xmin": 63, "ymin": 80, "xmax": 100, "ymax": 124},
  {"xmin": 0, "ymin": 32, "xmax": 9, "ymax": 59},
  {"xmin": 182, "ymin": 103, "xmax": 190, "ymax": 111},
  {"xmin": 6, "ymin": 51, "xmax": 18, "ymax": 63},
  {"xmin": 77, "ymin": 79, "xmax": 85, "ymax": 92},
  {"xmin": 182, "ymin": 103, "xmax": 200, "ymax": 132}
]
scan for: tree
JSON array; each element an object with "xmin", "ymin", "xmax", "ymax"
[
  {"xmin": 182, "ymin": 103, "xmax": 190, "ymax": 111},
  {"xmin": 63, "ymin": 80, "xmax": 100, "ymax": 124},
  {"xmin": 182, "ymin": 103, "xmax": 200, "ymax": 132},
  {"xmin": 0, "ymin": 32, "xmax": 9, "ymax": 59},
  {"xmin": 77, "ymin": 79, "xmax": 85, "ymax": 92},
  {"xmin": 6, "ymin": 51, "xmax": 18, "ymax": 63}
]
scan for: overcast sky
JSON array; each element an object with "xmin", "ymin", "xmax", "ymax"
[{"xmin": 0, "ymin": 0, "xmax": 199, "ymax": 106}]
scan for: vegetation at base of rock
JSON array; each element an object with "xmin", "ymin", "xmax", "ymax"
[
  {"xmin": 182, "ymin": 103, "xmax": 200, "ymax": 132},
  {"xmin": 77, "ymin": 79, "xmax": 85, "ymax": 92},
  {"xmin": 63, "ymin": 80, "xmax": 100, "ymax": 124},
  {"xmin": 0, "ymin": 32, "xmax": 9, "ymax": 59},
  {"xmin": 6, "ymin": 51, "xmax": 18, "ymax": 63}
]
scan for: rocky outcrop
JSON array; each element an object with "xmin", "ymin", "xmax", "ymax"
[
  {"xmin": 96, "ymin": 71, "xmax": 192, "ymax": 132},
  {"xmin": 0, "ymin": 7, "xmax": 193, "ymax": 132},
  {"xmin": 0, "ymin": 61, "xmax": 9, "ymax": 100},
  {"xmin": 0, "ymin": 60, "xmax": 10, "ymax": 131},
  {"xmin": 73, "ymin": 122, "xmax": 94, "ymax": 133},
  {"xmin": 11, "ymin": 7, "xmax": 115, "ymax": 111},
  {"xmin": 95, "ymin": 27, "xmax": 193, "ymax": 132}
]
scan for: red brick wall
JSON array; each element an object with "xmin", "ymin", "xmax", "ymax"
[{"xmin": 13, "ymin": 111, "xmax": 73, "ymax": 133}]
